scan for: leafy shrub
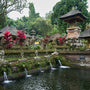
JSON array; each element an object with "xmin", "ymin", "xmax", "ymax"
[
  {"xmin": 78, "ymin": 46, "xmax": 87, "ymax": 51},
  {"xmin": 48, "ymin": 43, "xmax": 53, "ymax": 49},
  {"xmin": 29, "ymin": 45, "xmax": 41, "ymax": 50},
  {"xmin": 33, "ymin": 45, "xmax": 41, "ymax": 50}
]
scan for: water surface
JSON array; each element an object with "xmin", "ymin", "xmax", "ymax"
[{"xmin": 0, "ymin": 68, "xmax": 90, "ymax": 90}]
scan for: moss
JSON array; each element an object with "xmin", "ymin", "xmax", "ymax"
[{"xmin": 0, "ymin": 54, "xmax": 86, "ymax": 77}]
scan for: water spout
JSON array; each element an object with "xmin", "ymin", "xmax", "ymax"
[
  {"xmin": 50, "ymin": 63, "xmax": 56, "ymax": 70},
  {"xmin": 3, "ymin": 72, "xmax": 12, "ymax": 83},
  {"xmin": 25, "ymin": 68, "xmax": 32, "ymax": 78},
  {"xmin": 40, "ymin": 67, "xmax": 44, "ymax": 73},
  {"xmin": 58, "ymin": 60, "xmax": 62, "ymax": 66},
  {"xmin": 58, "ymin": 60, "xmax": 70, "ymax": 68},
  {"xmin": 4, "ymin": 72, "xmax": 8, "ymax": 80},
  {"xmin": 50, "ymin": 63, "xmax": 53, "ymax": 68}
]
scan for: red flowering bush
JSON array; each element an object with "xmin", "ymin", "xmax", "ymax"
[
  {"xmin": 46, "ymin": 35, "xmax": 50, "ymax": 38},
  {"xmin": 16, "ymin": 30, "xmax": 26, "ymax": 46},
  {"xmin": 43, "ymin": 35, "xmax": 50, "ymax": 44},
  {"xmin": 59, "ymin": 37, "xmax": 65, "ymax": 45},
  {"xmin": 3, "ymin": 30, "xmax": 13, "ymax": 48},
  {"xmin": 43, "ymin": 38, "xmax": 48, "ymax": 43}
]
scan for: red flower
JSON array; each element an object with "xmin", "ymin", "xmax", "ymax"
[
  {"xmin": 63, "ymin": 37, "xmax": 65, "ymax": 40},
  {"xmin": 46, "ymin": 35, "xmax": 50, "ymax": 38},
  {"xmin": 4, "ymin": 31, "xmax": 10, "ymax": 36},
  {"xmin": 23, "ymin": 34, "xmax": 26, "ymax": 39},
  {"xmin": 59, "ymin": 37, "xmax": 65, "ymax": 45},
  {"xmin": 8, "ymin": 43, "xmax": 13, "ymax": 48},
  {"xmin": 19, "ymin": 42, "xmax": 23, "ymax": 45},
  {"xmin": 13, "ymin": 40, "xmax": 16, "ymax": 43},
  {"xmin": 43, "ymin": 38, "xmax": 48, "ymax": 43},
  {"xmin": 3, "ymin": 30, "xmax": 13, "ymax": 48},
  {"xmin": 16, "ymin": 30, "xmax": 26, "ymax": 46}
]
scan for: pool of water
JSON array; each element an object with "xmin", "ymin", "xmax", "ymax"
[{"xmin": 0, "ymin": 68, "xmax": 90, "ymax": 90}]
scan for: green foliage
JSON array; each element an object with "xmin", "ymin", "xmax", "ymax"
[
  {"xmin": 51, "ymin": 0, "xmax": 88, "ymax": 32},
  {"xmin": 56, "ymin": 46, "xmax": 70, "ymax": 49},
  {"xmin": 29, "ymin": 45, "xmax": 41, "ymax": 50},
  {"xmin": 0, "ymin": 0, "xmax": 27, "ymax": 28},
  {"xmin": 78, "ymin": 46, "xmax": 87, "ymax": 51},
  {"xmin": 33, "ymin": 45, "xmax": 41, "ymax": 50},
  {"xmin": 78, "ymin": 39, "xmax": 88, "ymax": 51},
  {"xmin": 29, "ymin": 17, "xmax": 52, "ymax": 36},
  {"xmin": 0, "ymin": 54, "xmax": 73, "ymax": 76},
  {"xmin": 29, "ymin": 3, "xmax": 39, "ymax": 21},
  {"xmin": 48, "ymin": 43, "xmax": 53, "ymax": 49},
  {"xmin": 0, "ymin": 64, "xmax": 12, "ymax": 76}
]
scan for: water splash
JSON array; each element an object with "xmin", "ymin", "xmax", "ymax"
[
  {"xmin": 3, "ymin": 72, "xmax": 12, "ymax": 84},
  {"xmin": 40, "ymin": 67, "xmax": 44, "ymax": 73},
  {"xmin": 25, "ymin": 68, "xmax": 32, "ymax": 78},
  {"xmin": 58, "ymin": 60, "xmax": 62, "ymax": 66},
  {"xmin": 58, "ymin": 60, "xmax": 70, "ymax": 68},
  {"xmin": 50, "ymin": 63, "xmax": 56, "ymax": 70},
  {"xmin": 51, "ymin": 48, "xmax": 59, "ymax": 55}
]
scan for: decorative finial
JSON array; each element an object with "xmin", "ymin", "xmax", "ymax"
[{"xmin": 72, "ymin": 7, "xmax": 75, "ymax": 10}]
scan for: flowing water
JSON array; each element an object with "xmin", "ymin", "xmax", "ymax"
[
  {"xmin": 25, "ymin": 68, "xmax": 32, "ymax": 78},
  {"xmin": 3, "ymin": 72, "xmax": 12, "ymax": 84},
  {"xmin": 0, "ymin": 68, "xmax": 90, "ymax": 90},
  {"xmin": 58, "ymin": 60, "xmax": 70, "ymax": 68},
  {"xmin": 50, "ymin": 63, "xmax": 56, "ymax": 70}
]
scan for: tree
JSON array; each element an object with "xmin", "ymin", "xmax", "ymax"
[
  {"xmin": 23, "ymin": 3, "xmax": 40, "ymax": 34},
  {"xmin": 30, "ymin": 17, "xmax": 53, "ymax": 36},
  {"xmin": 45, "ymin": 11, "xmax": 52, "ymax": 20},
  {"xmin": 6, "ymin": 17, "xmax": 15, "ymax": 26},
  {"xmin": 29, "ymin": 3, "xmax": 39, "ymax": 21},
  {"xmin": 0, "ymin": 0, "xmax": 27, "ymax": 28},
  {"xmin": 51, "ymin": 0, "xmax": 88, "ymax": 33}
]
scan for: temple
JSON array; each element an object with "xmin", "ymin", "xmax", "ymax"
[
  {"xmin": 79, "ymin": 28, "xmax": 90, "ymax": 48},
  {"xmin": 60, "ymin": 8, "xmax": 87, "ymax": 39}
]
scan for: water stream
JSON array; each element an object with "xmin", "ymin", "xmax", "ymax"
[
  {"xmin": 50, "ymin": 63, "xmax": 57, "ymax": 70},
  {"xmin": 3, "ymin": 72, "xmax": 12, "ymax": 84},
  {"xmin": 25, "ymin": 68, "xmax": 32, "ymax": 78},
  {"xmin": 58, "ymin": 60, "xmax": 70, "ymax": 68}
]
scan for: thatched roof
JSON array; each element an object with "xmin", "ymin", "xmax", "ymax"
[
  {"xmin": 0, "ymin": 25, "xmax": 17, "ymax": 36},
  {"xmin": 79, "ymin": 28, "xmax": 90, "ymax": 38},
  {"xmin": 49, "ymin": 33, "xmax": 61, "ymax": 41},
  {"xmin": 0, "ymin": 25, "xmax": 31, "ymax": 38},
  {"xmin": 60, "ymin": 10, "xmax": 87, "ymax": 22}
]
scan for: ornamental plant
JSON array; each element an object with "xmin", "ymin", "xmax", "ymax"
[
  {"xmin": 59, "ymin": 37, "xmax": 65, "ymax": 45},
  {"xmin": 15, "ymin": 30, "xmax": 26, "ymax": 59},
  {"xmin": 16, "ymin": 30, "xmax": 26, "ymax": 46},
  {"xmin": 43, "ymin": 35, "xmax": 50, "ymax": 44},
  {"xmin": 3, "ymin": 30, "xmax": 13, "ymax": 49}
]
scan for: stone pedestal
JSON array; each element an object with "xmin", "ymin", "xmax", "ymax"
[{"xmin": 66, "ymin": 26, "xmax": 81, "ymax": 39}]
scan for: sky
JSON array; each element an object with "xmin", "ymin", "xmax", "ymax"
[{"xmin": 8, "ymin": 0, "xmax": 90, "ymax": 20}]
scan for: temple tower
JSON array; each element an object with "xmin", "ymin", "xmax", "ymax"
[{"xmin": 60, "ymin": 8, "xmax": 87, "ymax": 39}]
